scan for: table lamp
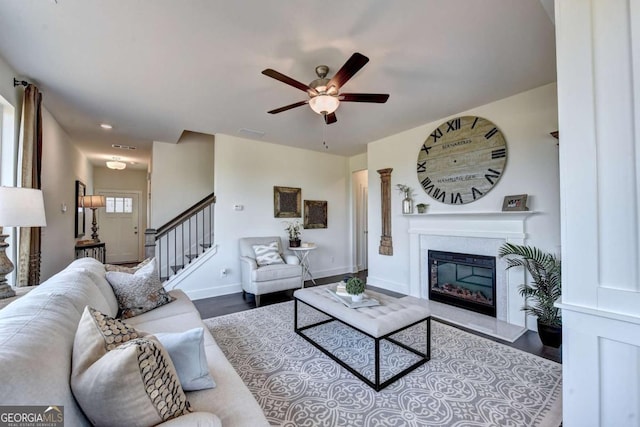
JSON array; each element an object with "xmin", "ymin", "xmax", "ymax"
[
  {"xmin": 82, "ymin": 195, "xmax": 106, "ymax": 242},
  {"xmin": 0, "ymin": 187, "xmax": 47, "ymax": 298}
]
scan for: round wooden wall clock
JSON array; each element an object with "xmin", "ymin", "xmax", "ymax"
[{"xmin": 416, "ymin": 116, "xmax": 507, "ymax": 205}]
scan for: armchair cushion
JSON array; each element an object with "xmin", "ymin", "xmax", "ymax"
[
  {"xmin": 252, "ymin": 241, "xmax": 284, "ymax": 266},
  {"xmin": 252, "ymin": 263, "xmax": 301, "ymax": 282}
]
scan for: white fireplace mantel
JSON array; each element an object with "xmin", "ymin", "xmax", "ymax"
[{"xmin": 407, "ymin": 211, "xmax": 537, "ymax": 332}]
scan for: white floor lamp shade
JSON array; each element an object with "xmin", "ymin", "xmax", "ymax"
[{"xmin": 0, "ymin": 187, "xmax": 47, "ymax": 298}]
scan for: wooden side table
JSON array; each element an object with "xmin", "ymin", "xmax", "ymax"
[{"xmin": 75, "ymin": 241, "xmax": 106, "ymax": 263}]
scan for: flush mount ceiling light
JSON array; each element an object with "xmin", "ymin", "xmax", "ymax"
[
  {"xmin": 100, "ymin": 123, "xmax": 113, "ymax": 130},
  {"xmin": 106, "ymin": 157, "xmax": 126, "ymax": 170}
]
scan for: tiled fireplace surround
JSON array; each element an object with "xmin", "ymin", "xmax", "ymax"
[{"xmin": 407, "ymin": 212, "xmax": 535, "ymax": 342}]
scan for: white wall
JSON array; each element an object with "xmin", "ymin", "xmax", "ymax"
[
  {"xmin": 150, "ymin": 132, "xmax": 214, "ymax": 228},
  {"xmin": 0, "ymin": 55, "xmax": 93, "ymax": 283},
  {"xmin": 170, "ymin": 134, "xmax": 352, "ymax": 300},
  {"xmin": 556, "ymin": 1, "xmax": 640, "ymax": 424},
  {"xmin": 367, "ymin": 83, "xmax": 560, "ymax": 294},
  {"xmin": 40, "ymin": 108, "xmax": 93, "ymax": 281}
]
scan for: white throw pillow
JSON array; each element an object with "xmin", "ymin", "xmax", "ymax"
[
  {"xmin": 155, "ymin": 328, "xmax": 216, "ymax": 391},
  {"xmin": 71, "ymin": 307, "xmax": 191, "ymax": 427},
  {"xmin": 252, "ymin": 241, "xmax": 284, "ymax": 266}
]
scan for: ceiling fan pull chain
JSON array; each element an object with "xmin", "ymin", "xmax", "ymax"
[{"xmin": 323, "ymin": 117, "xmax": 328, "ymax": 150}]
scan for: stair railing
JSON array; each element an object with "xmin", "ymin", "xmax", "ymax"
[{"xmin": 145, "ymin": 192, "xmax": 216, "ymax": 281}]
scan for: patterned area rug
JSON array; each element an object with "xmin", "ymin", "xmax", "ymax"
[{"xmin": 204, "ymin": 301, "xmax": 562, "ymax": 427}]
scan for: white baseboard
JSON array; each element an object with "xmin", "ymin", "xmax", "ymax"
[
  {"xmin": 366, "ymin": 275, "xmax": 411, "ymax": 295},
  {"xmin": 184, "ymin": 282, "xmax": 242, "ymax": 301}
]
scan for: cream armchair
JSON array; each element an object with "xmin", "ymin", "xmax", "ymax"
[{"xmin": 239, "ymin": 236, "xmax": 302, "ymax": 306}]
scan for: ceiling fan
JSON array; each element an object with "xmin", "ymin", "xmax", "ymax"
[{"xmin": 262, "ymin": 52, "xmax": 389, "ymax": 125}]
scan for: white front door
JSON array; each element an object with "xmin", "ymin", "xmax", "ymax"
[{"xmin": 98, "ymin": 191, "xmax": 140, "ymax": 263}]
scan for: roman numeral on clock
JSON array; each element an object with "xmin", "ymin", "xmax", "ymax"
[
  {"xmin": 485, "ymin": 127, "xmax": 498, "ymax": 139},
  {"xmin": 420, "ymin": 144, "xmax": 432, "ymax": 155},
  {"xmin": 484, "ymin": 168, "xmax": 501, "ymax": 184},
  {"xmin": 446, "ymin": 118, "xmax": 461, "ymax": 132},
  {"xmin": 417, "ymin": 161, "xmax": 426, "ymax": 173},
  {"xmin": 471, "ymin": 187, "xmax": 483, "ymax": 200},
  {"xmin": 450, "ymin": 192, "xmax": 463, "ymax": 204},
  {"xmin": 421, "ymin": 177, "xmax": 434, "ymax": 193},
  {"xmin": 492, "ymin": 148, "xmax": 506, "ymax": 159},
  {"xmin": 471, "ymin": 117, "xmax": 479, "ymax": 129},
  {"xmin": 430, "ymin": 128, "xmax": 443, "ymax": 142}
]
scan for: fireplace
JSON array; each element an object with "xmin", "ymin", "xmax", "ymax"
[{"xmin": 428, "ymin": 250, "xmax": 497, "ymax": 317}]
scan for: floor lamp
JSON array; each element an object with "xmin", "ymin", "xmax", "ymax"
[
  {"xmin": 0, "ymin": 187, "xmax": 47, "ymax": 299},
  {"xmin": 82, "ymin": 195, "xmax": 106, "ymax": 242}
]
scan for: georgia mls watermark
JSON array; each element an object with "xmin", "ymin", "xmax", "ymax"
[{"xmin": 0, "ymin": 406, "xmax": 64, "ymax": 427}]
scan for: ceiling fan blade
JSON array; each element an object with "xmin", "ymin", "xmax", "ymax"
[
  {"xmin": 326, "ymin": 52, "xmax": 369, "ymax": 91},
  {"xmin": 267, "ymin": 100, "xmax": 308, "ymax": 114},
  {"xmin": 324, "ymin": 112, "xmax": 337, "ymax": 124},
  {"xmin": 262, "ymin": 69, "xmax": 317, "ymax": 95},
  {"xmin": 340, "ymin": 93, "xmax": 389, "ymax": 103}
]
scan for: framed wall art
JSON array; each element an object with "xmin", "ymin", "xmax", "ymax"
[
  {"xmin": 274, "ymin": 186, "xmax": 301, "ymax": 218},
  {"xmin": 75, "ymin": 180, "xmax": 86, "ymax": 238},
  {"xmin": 304, "ymin": 200, "xmax": 327, "ymax": 229},
  {"xmin": 502, "ymin": 194, "xmax": 529, "ymax": 212}
]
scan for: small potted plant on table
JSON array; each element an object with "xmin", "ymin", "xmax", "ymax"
[
  {"xmin": 284, "ymin": 220, "xmax": 302, "ymax": 247},
  {"xmin": 499, "ymin": 243, "xmax": 562, "ymax": 348},
  {"xmin": 346, "ymin": 277, "xmax": 365, "ymax": 302},
  {"xmin": 416, "ymin": 203, "xmax": 429, "ymax": 214}
]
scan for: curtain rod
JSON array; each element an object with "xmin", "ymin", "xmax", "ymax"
[{"xmin": 13, "ymin": 78, "xmax": 29, "ymax": 88}]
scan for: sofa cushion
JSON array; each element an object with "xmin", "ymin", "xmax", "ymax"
[
  {"xmin": 251, "ymin": 263, "xmax": 302, "ymax": 282},
  {"xmin": 0, "ymin": 292, "xmax": 92, "ymax": 426},
  {"xmin": 156, "ymin": 328, "xmax": 216, "ymax": 391},
  {"xmin": 104, "ymin": 257, "xmax": 153, "ymax": 273},
  {"xmin": 252, "ymin": 241, "xmax": 284, "ymax": 266},
  {"xmin": 71, "ymin": 307, "xmax": 191, "ymax": 426},
  {"xmin": 106, "ymin": 258, "xmax": 174, "ymax": 318},
  {"xmin": 67, "ymin": 257, "xmax": 119, "ymax": 316}
]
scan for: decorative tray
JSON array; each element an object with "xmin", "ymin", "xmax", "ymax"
[{"xmin": 326, "ymin": 289, "xmax": 380, "ymax": 309}]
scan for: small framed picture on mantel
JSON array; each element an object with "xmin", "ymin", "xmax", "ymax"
[{"xmin": 502, "ymin": 194, "xmax": 529, "ymax": 212}]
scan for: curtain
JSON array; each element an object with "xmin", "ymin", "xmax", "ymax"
[{"xmin": 17, "ymin": 84, "xmax": 43, "ymax": 287}]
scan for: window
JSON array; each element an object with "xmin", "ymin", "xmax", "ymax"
[
  {"xmin": 0, "ymin": 94, "xmax": 16, "ymax": 186},
  {"xmin": 105, "ymin": 196, "xmax": 133, "ymax": 213}
]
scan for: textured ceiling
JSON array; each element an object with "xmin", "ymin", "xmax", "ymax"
[{"xmin": 0, "ymin": 0, "xmax": 556, "ymax": 168}]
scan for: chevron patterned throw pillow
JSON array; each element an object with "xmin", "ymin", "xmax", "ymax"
[{"xmin": 253, "ymin": 241, "xmax": 285, "ymax": 266}]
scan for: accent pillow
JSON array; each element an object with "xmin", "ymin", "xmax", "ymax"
[
  {"xmin": 104, "ymin": 257, "xmax": 153, "ymax": 273},
  {"xmin": 71, "ymin": 307, "xmax": 191, "ymax": 426},
  {"xmin": 106, "ymin": 257, "xmax": 175, "ymax": 318},
  {"xmin": 252, "ymin": 241, "xmax": 284, "ymax": 266},
  {"xmin": 155, "ymin": 328, "xmax": 216, "ymax": 391}
]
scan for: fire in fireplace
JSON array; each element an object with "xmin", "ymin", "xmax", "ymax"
[{"xmin": 428, "ymin": 250, "xmax": 497, "ymax": 317}]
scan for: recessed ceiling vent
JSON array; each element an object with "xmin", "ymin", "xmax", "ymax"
[{"xmin": 112, "ymin": 144, "xmax": 137, "ymax": 150}]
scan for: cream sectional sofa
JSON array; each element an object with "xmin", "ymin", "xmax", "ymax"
[{"xmin": 0, "ymin": 257, "xmax": 269, "ymax": 426}]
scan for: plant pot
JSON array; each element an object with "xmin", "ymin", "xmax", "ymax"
[
  {"xmin": 351, "ymin": 293, "xmax": 363, "ymax": 302},
  {"xmin": 289, "ymin": 239, "xmax": 301, "ymax": 248},
  {"xmin": 537, "ymin": 320, "xmax": 562, "ymax": 348},
  {"xmin": 416, "ymin": 205, "xmax": 428, "ymax": 214}
]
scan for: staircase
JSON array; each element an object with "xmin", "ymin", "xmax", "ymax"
[{"xmin": 145, "ymin": 193, "xmax": 216, "ymax": 281}]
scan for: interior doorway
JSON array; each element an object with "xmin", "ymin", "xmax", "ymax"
[
  {"xmin": 353, "ymin": 170, "xmax": 368, "ymax": 272},
  {"xmin": 97, "ymin": 190, "xmax": 141, "ymax": 263}
]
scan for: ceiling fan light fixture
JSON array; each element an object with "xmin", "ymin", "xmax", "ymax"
[{"xmin": 309, "ymin": 95, "xmax": 339, "ymax": 115}]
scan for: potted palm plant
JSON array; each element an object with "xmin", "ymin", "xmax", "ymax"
[{"xmin": 498, "ymin": 243, "xmax": 562, "ymax": 348}]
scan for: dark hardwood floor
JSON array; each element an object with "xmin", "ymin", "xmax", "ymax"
[{"xmin": 193, "ymin": 270, "xmax": 561, "ymax": 364}]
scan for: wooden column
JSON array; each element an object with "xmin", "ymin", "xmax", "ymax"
[{"xmin": 377, "ymin": 168, "xmax": 393, "ymax": 256}]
